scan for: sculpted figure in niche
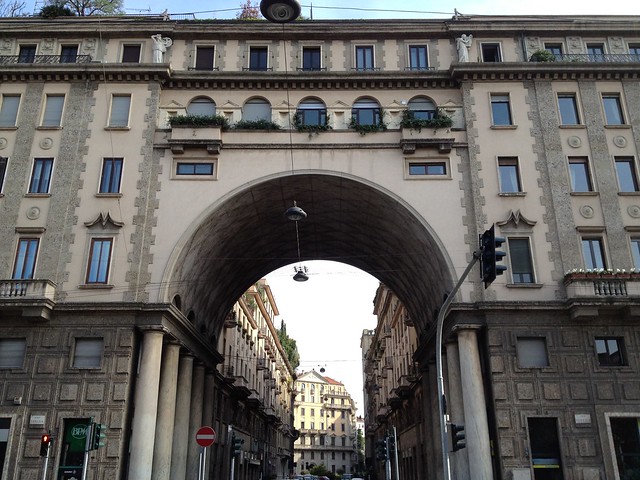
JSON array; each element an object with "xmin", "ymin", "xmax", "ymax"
[
  {"xmin": 151, "ymin": 34, "xmax": 173, "ymax": 63},
  {"xmin": 456, "ymin": 34, "xmax": 473, "ymax": 62}
]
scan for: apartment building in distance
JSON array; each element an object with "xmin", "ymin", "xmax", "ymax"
[{"xmin": 293, "ymin": 370, "xmax": 358, "ymax": 477}]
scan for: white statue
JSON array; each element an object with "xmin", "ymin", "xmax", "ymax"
[
  {"xmin": 151, "ymin": 34, "xmax": 173, "ymax": 63},
  {"xmin": 456, "ymin": 34, "xmax": 473, "ymax": 62}
]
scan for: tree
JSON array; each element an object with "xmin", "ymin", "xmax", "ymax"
[
  {"xmin": 43, "ymin": 0, "xmax": 123, "ymax": 16},
  {"xmin": 277, "ymin": 320, "xmax": 300, "ymax": 370},
  {"xmin": 0, "ymin": 0, "xmax": 26, "ymax": 16},
  {"xmin": 236, "ymin": 0, "xmax": 260, "ymax": 20}
]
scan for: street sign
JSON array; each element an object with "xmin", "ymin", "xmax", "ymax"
[{"xmin": 195, "ymin": 426, "xmax": 216, "ymax": 447}]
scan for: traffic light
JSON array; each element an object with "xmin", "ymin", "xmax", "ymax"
[
  {"xmin": 375, "ymin": 438, "xmax": 388, "ymax": 461},
  {"xmin": 90, "ymin": 423, "xmax": 106, "ymax": 450},
  {"xmin": 40, "ymin": 434, "xmax": 51, "ymax": 457},
  {"xmin": 480, "ymin": 225, "xmax": 507, "ymax": 288},
  {"xmin": 231, "ymin": 435, "xmax": 244, "ymax": 456},
  {"xmin": 450, "ymin": 423, "xmax": 466, "ymax": 452}
]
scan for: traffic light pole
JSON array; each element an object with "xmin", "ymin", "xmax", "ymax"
[{"xmin": 435, "ymin": 248, "xmax": 481, "ymax": 480}]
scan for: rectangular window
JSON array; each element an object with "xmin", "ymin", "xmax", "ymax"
[
  {"xmin": 517, "ymin": 337, "xmax": 549, "ymax": 368},
  {"xmin": 41, "ymin": 94, "xmax": 65, "ymax": 127},
  {"xmin": 99, "ymin": 157, "xmax": 123, "ymax": 193},
  {"xmin": 595, "ymin": 337, "xmax": 626, "ymax": 366},
  {"xmin": 0, "ymin": 94, "xmax": 20, "ymax": 127},
  {"xmin": 568, "ymin": 157, "xmax": 593, "ymax": 192},
  {"xmin": 18, "ymin": 44, "xmax": 36, "ymax": 63},
  {"xmin": 108, "ymin": 95, "xmax": 131, "ymax": 127},
  {"xmin": 631, "ymin": 238, "xmax": 640, "ymax": 269},
  {"xmin": 28, "ymin": 157, "xmax": 53, "ymax": 194},
  {"xmin": 508, "ymin": 238, "xmax": 535, "ymax": 283},
  {"xmin": 408, "ymin": 45, "xmax": 428, "ymax": 70},
  {"xmin": 121, "ymin": 44, "xmax": 141, "ymax": 63},
  {"xmin": 194, "ymin": 46, "xmax": 215, "ymax": 70},
  {"xmin": 490, "ymin": 94, "xmax": 512, "ymax": 126},
  {"xmin": 544, "ymin": 43, "xmax": 563, "ymax": 60},
  {"xmin": 60, "ymin": 45, "xmax": 78, "ymax": 63},
  {"xmin": 249, "ymin": 46, "xmax": 268, "ymax": 71},
  {"xmin": 408, "ymin": 162, "xmax": 447, "ymax": 176},
  {"xmin": 558, "ymin": 94, "xmax": 580, "ymax": 125},
  {"xmin": 355, "ymin": 45, "xmax": 375, "ymax": 70},
  {"xmin": 73, "ymin": 338, "xmax": 104, "ymax": 368},
  {"xmin": 582, "ymin": 237, "xmax": 606, "ymax": 270},
  {"xmin": 0, "ymin": 156, "xmax": 7, "ymax": 193},
  {"xmin": 587, "ymin": 43, "xmax": 605, "ymax": 62},
  {"xmin": 12, "ymin": 238, "xmax": 39, "ymax": 280},
  {"xmin": 86, "ymin": 238, "xmax": 113, "ymax": 284},
  {"xmin": 603, "ymin": 94, "xmax": 625, "ymax": 125},
  {"xmin": 498, "ymin": 157, "xmax": 522, "ymax": 193},
  {"xmin": 481, "ymin": 43, "xmax": 502, "ymax": 62},
  {"xmin": 615, "ymin": 156, "xmax": 639, "ymax": 192},
  {"xmin": 302, "ymin": 46, "xmax": 322, "ymax": 71},
  {"xmin": 176, "ymin": 162, "xmax": 215, "ymax": 176},
  {"xmin": 0, "ymin": 338, "xmax": 26, "ymax": 368}
]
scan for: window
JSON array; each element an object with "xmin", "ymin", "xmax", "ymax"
[
  {"xmin": 481, "ymin": 43, "xmax": 502, "ymax": 62},
  {"xmin": 631, "ymin": 238, "xmax": 640, "ymax": 269},
  {"xmin": 516, "ymin": 337, "xmax": 549, "ymax": 368},
  {"xmin": 243, "ymin": 98, "xmax": 271, "ymax": 122},
  {"xmin": 60, "ymin": 45, "xmax": 78, "ymax": 63},
  {"xmin": 558, "ymin": 94, "xmax": 580, "ymax": 125},
  {"xmin": 121, "ymin": 44, "xmax": 141, "ymax": 63},
  {"xmin": 498, "ymin": 157, "xmax": 522, "ymax": 193},
  {"xmin": 73, "ymin": 338, "xmax": 104, "ymax": 368},
  {"xmin": 18, "ymin": 44, "xmax": 36, "ymax": 63},
  {"xmin": 187, "ymin": 97, "xmax": 216, "ymax": 116},
  {"xmin": 355, "ymin": 45, "xmax": 375, "ymax": 70},
  {"xmin": 176, "ymin": 162, "xmax": 215, "ymax": 176},
  {"xmin": 0, "ymin": 156, "xmax": 6, "ymax": 193},
  {"xmin": 508, "ymin": 238, "xmax": 535, "ymax": 283},
  {"xmin": 99, "ymin": 157, "xmax": 123, "ymax": 194},
  {"xmin": 0, "ymin": 338, "xmax": 26, "ymax": 368},
  {"xmin": 302, "ymin": 46, "xmax": 322, "ymax": 71},
  {"xmin": 108, "ymin": 95, "xmax": 131, "ymax": 127},
  {"xmin": 41, "ymin": 94, "xmax": 65, "ymax": 127},
  {"xmin": 194, "ymin": 46, "xmax": 215, "ymax": 70},
  {"xmin": 408, "ymin": 162, "xmax": 446, "ymax": 176},
  {"xmin": 595, "ymin": 337, "xmax": 626, "ymax": 366},
  {"xmin": 12, "ymin": 238, "xmax": 39, "ymax": 280},
  {"xmin": 490, "ymin": 94, "xmax": 513, "ymax": 126},
  {"xmin": 615, "ymin": 156, "xmax": 639, "ymax": 192},
  {"xmin": 28, "ymin": 157, "xmax": 53, "ymax": 194},
  {"xmin": 544, "ymin": 43, "xmax": 563, "ymax": 60},
  {"xmin": 351, "ymin": 98, "xmax": 381, "ymax": 126},
  {"xmin": 86, "ymin": 238, "xmax": 113, "ymax": 284},
  {"xmin": 0, "ymin": 94, "xmax": 20, "ymax": 127},
  {"xmin": 408, "ymin": 45, "xmax": 429, "ymax": 70},
  {"xmin": 407, "ymin": 97, "xmax": 436, "ymax": 120},
  {"xmin": 249, "ymin": 46, "xmax": 268, "ymax": 71},
  {"xmin": 296, "ymin": 99, "xmax": 327, "ymax": 127},
  {"xmin": 586, "ymin": 43, "xmax": 605, "ymax": 62},
  {"xmin": 603, "ymin": 94, "xmax": 625, "ymax": 125},
  {"xmin": 582, "ymin": 237, "xmax": 606, "ymax": 269},
  {"xmin": 568, "ymin": 157, "xmax": 593, "ymax": 192}
]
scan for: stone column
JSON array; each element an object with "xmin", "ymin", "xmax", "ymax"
[
  {"xmin": 170, "ymin": 353, "xmax": 194, "ymax": 480},
  {"xmin": 152, "ymin": 341, "xmax": 181, "ymax": 480},
  {"xmin": 186, "ymin": 362, "xmax": 205, "ymax": 480},
  {"xmin": 446, "ymin": 341, "xmax": 470, "ymax": 480},
  {"xmin": 128, "ymin": 329, "xmax": 164, "ymax": 480},
  {"xmin": 458, "ymin": 328, "xmax": 493, "ymax": 480}
]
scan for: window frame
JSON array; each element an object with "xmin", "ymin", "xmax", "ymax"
[
  {"xmin": 581, "ymin": 236, "xmax": 607, "ymax": 270},
  {"xmin": 0, "ymin": 94, "xmax": 20, "ymax": 127},
  {"xmin": 108, "ymin": 94, "xmax": 131, "ymax": 128},
  {"xmin": 85, "ymin": 237, "xmax": 114, "ymax": 285},
  {"xmin": 614, "ymin": 156, "xmax": 640, "ymax": 192},
  {"xmin": 12, "ymin": 237, "xmax": 40, "ymax": 280},
  {"xmin": 507, "ymin": 237, "xmax": 536, "ymax": 284},
  {"xmin": 480, "ymin": 42, "xmax": 502, "ymax": 62},
  {"xmin": 0, "ymin": 338, "xmax": 27, "ymax": 369},
  {"xmin": 354, "ymin": 45, "xmax": 375, "ymax": 71},
  {"xmin": 121, "ymin": 43, "xmax": 142, "ymax": 63},
  {"xmin": 490, "ymin": 93, "xmax": 513, "ymax": 126},
  {"xmin": 28, "ymin": 157, "xmax": 54, "ymax": 194},
  {"xmin": 407, "ymin": 44, "xmax": 429, "ymax": 70},
  {"xmin": 98, "ymin": 157, "xmax": 124, "ymax": 194},
  {"xmin": 41, "ymin": 94, "xmax": 65, "ymax": 128},
  {"xmin": 497, "ymin": 156, "xmax": 523, "ymax": 194},
  {"xmin": 516, "ymin": 337, "xmax": 549, "ymax": 368},
  {"xmin": 602, "ymin": 94, "xmax": 626, "ymax": 126},
  {"xmin": 557, "ymin": 93, "xmax": 581, "ymax": 125}
]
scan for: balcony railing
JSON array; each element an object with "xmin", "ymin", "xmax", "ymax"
[
  {"xmin": 532, "ymin": 53, "xmax": 640, "ymax": 63},
  {"xmin": 0, "ymin": 55, "xmax": 93, "ymax": 65}
]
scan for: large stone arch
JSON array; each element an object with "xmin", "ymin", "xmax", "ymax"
[{"xmin": 161, "ymin": 170, "xmax": 457, "ymax": 342}]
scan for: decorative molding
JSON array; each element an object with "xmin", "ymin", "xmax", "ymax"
[{"xmin": 84, "ymin": 212, "xmax": 124, "ymax": 229}]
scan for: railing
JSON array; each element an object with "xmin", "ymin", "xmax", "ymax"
[
  {"xmin": 0, "ymin": 279, "xmax": 56, "ymax": 300},
  {"xmin": 0, "ymin": 55, "xmax": 92, "ymax": 65},
  {"xmin": 532, "ymin": 53, "xmax": 640, "ymax": 63}
]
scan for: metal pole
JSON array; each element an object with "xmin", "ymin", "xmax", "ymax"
[
  {"xmin": 392, "ymin": 427, "xmax": 400, "ymax": 480},
  {"xmin": 436, "ymin": 250, "xmax": 480, "ymax": 480}
]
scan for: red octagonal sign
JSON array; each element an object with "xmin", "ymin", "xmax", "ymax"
[{"xmin": 196, "ymin": 426, "xmax": 216, "ymax": 447}]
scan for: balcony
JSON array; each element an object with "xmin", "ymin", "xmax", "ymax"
[
  {"xmin": 564, "ymin": 271, "xmax": 640, "ymax": 319},
  {"xmin": 0, "ymin": 279, "xmax": 56, "ymax": 320},
  {"xmin": 0, "ymin": 54, "xmax": 92, "ymax": 65}
]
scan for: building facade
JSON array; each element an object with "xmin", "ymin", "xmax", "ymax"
[
  {"xmin": 0, "ymin": 12, "xmax": 640, "ymax": 480},
  {"xmin": 293, "ymin": 371, "xmax": 358, "ymax": 476}
]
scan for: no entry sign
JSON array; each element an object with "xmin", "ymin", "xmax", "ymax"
[{"xmin": 195, "ymin": 426, "xmax": 216, "ymax": 447}]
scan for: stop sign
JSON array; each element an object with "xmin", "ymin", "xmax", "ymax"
[{"xmin": 195, "ymin": 426, "xmax": 216, "ymax": 447}]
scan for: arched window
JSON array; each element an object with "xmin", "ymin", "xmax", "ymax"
[
  {"xmin": 407, "ymin": 96, "xmax": 436, "ymax": 120},
  {"xmin": 351, "ymin": 97, "xmax": 381, "ymax": 126},
  {"xmin": 296, "ymin": 98, "xmax": 327, "ymax": 127},
  {"xmin": 187, "ymin": 97, "xmax": 216, "ymax": 116},
  {"xmin": 243, "ymin": 98, "xmax": 271, "ymax": 121}
]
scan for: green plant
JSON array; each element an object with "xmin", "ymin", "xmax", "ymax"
[
  {"xmin": 233, "ymin": 119, "xmax": 281, "ymax": 130},
  {"xmin": 400, "ymin": 109, "xmax": 453, "ymax": 131},
  {"xmin": 348, "ymin": 112, "xmax": 387, "ymax": 135},
  {"xmin": 292, "ymin": 112, "xmax": 331, "ymax": 133},
  {"xmin": 530, "ymin": 49, "xmax": 557, "ymax": 62},
  {"xmin": 168, "ymin": 114, "xmax": 230, "ymax": 129}
]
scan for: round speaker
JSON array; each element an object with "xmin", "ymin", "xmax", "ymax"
[{"xmin": 260, "ymin": 0, "xmax": 302, "ymax": 23}]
